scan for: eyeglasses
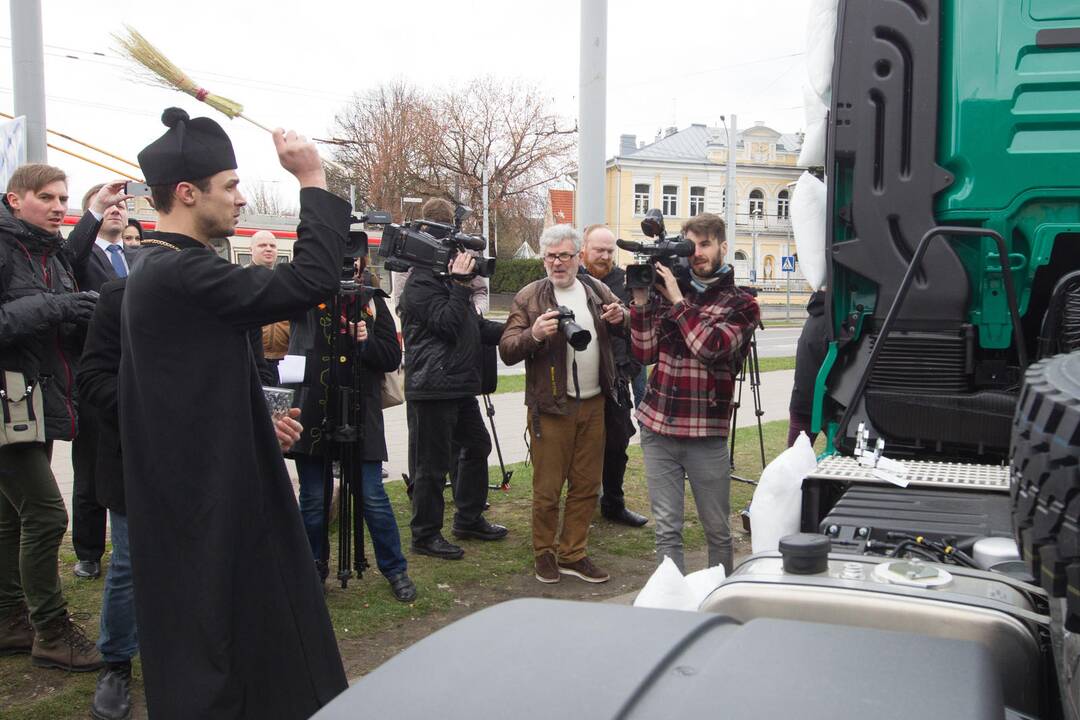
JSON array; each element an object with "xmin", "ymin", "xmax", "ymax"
[{"xmin": 543, "ymin": 252, "xmax": 576, "ymax": 264}]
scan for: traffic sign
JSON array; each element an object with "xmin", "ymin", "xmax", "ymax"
[{"xmin": 781, "ymin": 255, "xmax": 796, "ymax": 273}]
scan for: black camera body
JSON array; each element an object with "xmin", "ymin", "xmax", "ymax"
[
  {"xmin": 554, "ymin": 306, "xmax": 591, "ymax": 351},
  {"xmin": 377, "ymin": 204, "xmax": 495, "ymax": 279},
  {"xmin": 338, "ymin": 211, "xmax": 392, "ymax": 294},
  {"xmin": 616, "ymin": 208, "xmax": 694, "ymax": 290}
]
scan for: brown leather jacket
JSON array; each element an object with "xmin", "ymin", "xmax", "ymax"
[
  {"xmin": 499, "ymin": 275, "xmax": 628, "ymax": 417},
  {"xmin": 261, "ymin": 320, "xmax": 290, "ymax": 361}
]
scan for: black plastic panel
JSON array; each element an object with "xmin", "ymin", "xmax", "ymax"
[{"xmin": 829, "ymin": 0, "xmax": 969, "ymax": 325}]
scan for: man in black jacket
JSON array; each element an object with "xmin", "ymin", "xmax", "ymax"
[
  {"xmin": 70, "ymin": 182, "xmax": 140, "ymax": 580},
  {"xmin": 401, "ymin": 247, "xmax": 507, "ymax": 560},
  {"xmin": 579, "ymin": 225, "xmax": 648, "ymax": 527},
  {"xmin": 0, "ymin": 163, "xmax": 115, "ymax": 672}
]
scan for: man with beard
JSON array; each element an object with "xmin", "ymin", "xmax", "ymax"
[
  {"xmin": 578, "ymin": 224, "xmax": 647, "ymax": 528},
  {"xmin": 629, "ymin": 213, "xmax": 759, "ymax": 575},
  {"xmin": 70, "ymin": 183, "xmax": 140, "ymax": 581},
  {"xmin": 119, "ymin": 108, "xmax": 348, "ymax": 718}
]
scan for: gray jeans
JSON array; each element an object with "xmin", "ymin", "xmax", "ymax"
[{"xmin": 640, "ymin": 426, "xmax": 732, "ymax": 574}]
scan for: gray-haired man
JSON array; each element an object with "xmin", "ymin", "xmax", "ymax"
[{"xmin": 499, "ymin": 224, "xmax": 628, "ymax": 584}]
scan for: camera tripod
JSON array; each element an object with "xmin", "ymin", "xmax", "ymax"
[
  {"xmin": 320, "ymin": 287, "xmax": 371, "ymax": 589},
  {"xmin": 729, "ymin": 318, "xmax": 766, "ymax": 486}
]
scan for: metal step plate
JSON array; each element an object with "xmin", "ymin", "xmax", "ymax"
[{"xmin": 809, "ymin": 455, "xmax": 1010, "ymax": 493}]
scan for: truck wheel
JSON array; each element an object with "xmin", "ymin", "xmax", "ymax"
[{"xmin": 1011, "ymin": 351, "xmax": 1080, "ymax": 628}]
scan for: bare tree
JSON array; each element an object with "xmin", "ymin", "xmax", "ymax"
[
  {"xmin": 243, "ymin": 181, "xmax": 297, "ymax": 217},
  {"xmin": 329, "ymin": 81, "xmax": 438, "ymax": 219},
  {"xmin": 329, "ymin": 78, "xmax": 576, "ymax": 253},
  {"xmin": 424, "ymin": 78, "xmax": 577, "ymax": 248}
]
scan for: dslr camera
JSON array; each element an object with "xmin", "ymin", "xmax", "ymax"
[
  {"xmin": 377, "ymin": 204, "xmax": 496, "ymax": 279},
  {"xmin": 554, "ymin": 306, "xmax": 591, "ymax": 351},
  {"xmin": 615, "ymin": 208, "xmax": 694, "ymax": 290}
]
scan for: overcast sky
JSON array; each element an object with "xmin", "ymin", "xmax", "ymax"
[{"xmin": 0, "ymin": 0, "xmax": 812, "ymax": 207}]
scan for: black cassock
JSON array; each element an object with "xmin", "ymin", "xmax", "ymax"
[{"xmin": 119, "ymin": 188, "xmax": 350, "ymax": 719}]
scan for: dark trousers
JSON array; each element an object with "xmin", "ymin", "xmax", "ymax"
[
  {"xmin": 787, "ymin": 411, "xmax": 819, "ymax": 448},
  {"xmin": 600, "ymin": 392, "xmax": 635, "ymax": 515},
  {"xmin": 409, "ymin": 397, "xmax": 491, "ymax": 543},
  {"xmin": 0, "ymin": 442, "xmax": 68, "ymax": 628},
  {"xmin": 71, "ymin": 410, "xmax": 107, "ymax": 562}
]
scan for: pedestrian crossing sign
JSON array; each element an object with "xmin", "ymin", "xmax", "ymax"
[{"xmin": 781, "ymin": 255, "xmax": 796, "ymax": 273}]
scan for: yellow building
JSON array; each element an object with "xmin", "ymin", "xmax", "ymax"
[{"xmin": 605, "ymin": 122, "xmax": 806, "ymax": 288}]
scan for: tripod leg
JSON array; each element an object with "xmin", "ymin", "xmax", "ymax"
[
  {"xmin": 749, "ymin": 340, "xmax": 766, "ymax": 469},
  {"xmin": 483, "ymin": 395, "xmax": 512, "ymax": 490},
  {"xmin": 337, "ymin": 460, "xmax": 352, "ymax": 589},
  {"xmin": 351, "ymin": 451, "xmax": 369, "ymax": 578}
]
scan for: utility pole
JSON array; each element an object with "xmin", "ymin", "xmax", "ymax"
[
  {"xmin": 11, "ymin": 0, "xmax": 47, "ymax": 163},
  {"xmin": 578, "ymin": 0, "xmax": 607, "ymax": 228},
  {"xmin": 725, "ymin": 114, "xmax": 737, "ymax": 266}
]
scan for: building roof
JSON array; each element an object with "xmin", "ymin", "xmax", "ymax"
[
  {"xmin": 548, "ymin": 188, "xmax": 575, "ymax": 226},
  {"xmin": 620, "ymin": 123, "xmax": 802, "ymax": 163}
]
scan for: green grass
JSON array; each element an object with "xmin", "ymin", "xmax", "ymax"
[
  {"xmin": 494, "ymin": 356, "xmax": 795, "ymax": 395},
  {"xmin": 2, "ymin": 419, "xmax": 793, "ymax": 719}
]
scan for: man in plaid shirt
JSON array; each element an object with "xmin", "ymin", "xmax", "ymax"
[{"xmin": 629, "ymin": 213, "xmax": 759, "ymax": 574}]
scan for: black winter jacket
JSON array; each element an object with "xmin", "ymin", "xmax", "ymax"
[
  {"xmin": 0, "ymin": 199, "xmax": 99, "ymax": 440},
  {"xmin": 399, "ymin": 269, "xmax": 504, "ymax": 400},
  {"xmin": 287, "ymin": 287, "xmax": 401, "ymax": 460}
]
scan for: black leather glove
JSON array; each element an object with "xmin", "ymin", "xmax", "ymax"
[{"xmin": 53, "ymin": 291, "xmax": 99, "ymax": 324}]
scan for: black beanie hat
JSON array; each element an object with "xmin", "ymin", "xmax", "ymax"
[{"xmin": 137, "ymin": 107, "xmax": 238, "ymax": 186}]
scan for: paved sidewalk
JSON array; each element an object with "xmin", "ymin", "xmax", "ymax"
[{"xmin": 51, "ymin": 370, "xmax": 794, "ymax": 513}]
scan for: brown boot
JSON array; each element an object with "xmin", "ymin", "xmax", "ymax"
[
  {"xmin": 0, "ymin": 602, "xmax": 34, "ymax": 655},
  {"xmin": 31, "ymin": 613, "xmax": 103, "ymax": 672}
]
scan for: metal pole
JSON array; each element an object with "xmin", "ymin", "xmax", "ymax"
[
  {"xmin": 578, "ymin": 0, "xmax": 607, "ymax": 228},
  {"xmin": 725, "ymin": 114, "xmax": 737, "ymax": 266},
  {"xmin": 11, "ymin": 0, "xmax": 47, "ymax": 163},
  {"xmin": 482, "ymin": 161, "xmax": 490, "ymax": 246},
  {"xmin": 785, "ymin": 233, "xmax": 792, "ymax": 321}
]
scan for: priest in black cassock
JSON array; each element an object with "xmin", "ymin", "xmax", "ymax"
[{"xmin": 118, "ymin": 108, "xmax": 349, "ymax": 719}]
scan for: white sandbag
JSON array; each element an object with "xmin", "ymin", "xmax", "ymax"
[
  {"xmin": 748, "ymin": 433, "xmax": 819, "ymax": 553},
  {"xmin": 684, "ymin": 564, "xmax": 727, "ymax": 606},
  {"xmin": 633, "ymin": 556, "xmax": 697, "ymax": 611},
  {"xmin": 798, "ymin": 84, "xmax": 828, "ymax": 168},
  {"xmin": 790, "ymin": 172, "xmax": 828, "ymax": 291},
  {"xmin": 806, "ymin": 0, "xmax": 839, "ymax": 106}
]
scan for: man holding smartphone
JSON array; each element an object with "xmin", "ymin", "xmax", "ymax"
[{"xmin": 69, "ymin": 183, "xmax": 140, "ymax": 581}]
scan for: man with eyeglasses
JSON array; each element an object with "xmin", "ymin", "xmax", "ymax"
[
  {"xmin": 500, "ymin": 224, "xmax": 628, "ymax": 584},
  {"xmin": 578, "ymin": 225, "xmax": 648, "ymax": 529}
]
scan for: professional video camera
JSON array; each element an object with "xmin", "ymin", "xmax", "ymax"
[
  {"xmin": 377, "ymin": 203, "xmax": 496, "ymax": 279},
  {"xmin": 615, "ymin": 208, "xmax": 694, "ymax": 290},
  {"xmin": 554, "ymin": 306, "xmax": 591, "ymax": 351},
  {"xmin": 340, "ymin": 211, "xmax": 391, "ymax": 292}
]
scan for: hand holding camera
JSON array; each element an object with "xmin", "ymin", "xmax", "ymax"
[
  {"xmin": 449, "ymin": 252, "xmax": 476, "ymax": 285},
  {"xmin": 89, "ymin": 181, "xmax": 134, "ymax": 216},
  {"xmin": 531, "ymin": 309, "xmax": 561, "ymax": 342}
]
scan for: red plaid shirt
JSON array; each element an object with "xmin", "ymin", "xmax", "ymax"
[{"xmin": 630, "ymin": 272, "xmax": 759, "ymax": 438}]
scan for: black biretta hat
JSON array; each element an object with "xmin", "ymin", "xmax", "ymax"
[{"xmin": 137, "ymin": 107, "xmax": 237, "ymax": 186}]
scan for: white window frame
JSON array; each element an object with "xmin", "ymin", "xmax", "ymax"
[
  {"xmin": 748, "ymin": 189, "xmax": 765, "ymax": 217},
  {"xmin": 689, "ymin": 186, "xmax": 706, "ymax": 217},
  {"xmin": 662, "ymin": 184, "xmax": 679, "ymax": 216},
  {"xmin": 777, "ymin": 190, "xmax": 790, "ymax": 220},
  {"xmin": 633, "ymin": 183, "xmax": 651, "ymax": 216}
]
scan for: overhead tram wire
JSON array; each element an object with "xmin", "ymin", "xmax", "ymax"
[{"xmin": 0, "ymin": 110, "xmax": 141, "ymax": 172}]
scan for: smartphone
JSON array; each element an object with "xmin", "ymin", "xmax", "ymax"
[{"xmin": 125, "ymin": 181, "xmax": 152, "ymax": 197}]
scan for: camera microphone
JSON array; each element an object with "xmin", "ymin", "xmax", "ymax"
[{"xmin": 616, "ymin": 238, "xmax": 644, "ymax": 253}]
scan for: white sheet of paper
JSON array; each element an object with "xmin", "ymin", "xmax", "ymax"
[{"xmin": 278, "ymin": 354, "xmax": 306, "ymax": 384}]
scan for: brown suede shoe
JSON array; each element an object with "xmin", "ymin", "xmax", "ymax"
[
  {"xmin": 557, "ymin": 556, "xmax": 610, "ymax": 583},
  {"xmin": 0, "ymin": 602, "xmax": 34, "ymax": 656},
  {"xmin": 31, "ymin": 613, "xmax": 103, "ymax": 672},
  {"xmin": 535, "ymin": 552, "xmax": 560, "ymax": 584}
]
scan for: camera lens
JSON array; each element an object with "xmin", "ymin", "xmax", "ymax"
[{"xmin": 563, "ymin": 322, "xmax": 591, "ymax": 351}]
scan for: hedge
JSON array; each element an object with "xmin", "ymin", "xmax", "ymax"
[{"xmin": 491, "ymin": 258, "xmax": 545, "ymax": 294}]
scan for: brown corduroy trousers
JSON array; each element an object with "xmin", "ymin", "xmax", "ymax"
[{"xmin": 527, "ymin": 395, "xmax": 605, "ymax": 563}]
